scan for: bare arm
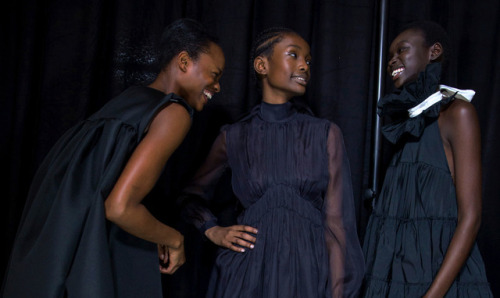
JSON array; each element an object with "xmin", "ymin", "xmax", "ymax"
[
  {"xmin": 425, "ymin": 100, "xmax": 482, "ymax": 297},
  {"xmin": 104, "ymin": 102, "xmax": 191, "ymax": 274}
]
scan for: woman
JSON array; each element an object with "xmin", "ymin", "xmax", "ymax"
[
  {"xmin": 2, "ymin": 18, "xmax": 225, "ymax": 297},
  {"xmin": 362, "ymin": 20, "xmax": 493, "ymax": 297},
  {"xmin": 179, "ymin": 27, "xmax": 364, "ymax": 297}
]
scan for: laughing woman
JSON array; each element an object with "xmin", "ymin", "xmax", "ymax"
[{"xmin": 362, "ymin": 20, "xmax": 493, "ymax": 297}]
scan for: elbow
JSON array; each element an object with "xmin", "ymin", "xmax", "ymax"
[{"xmin": 104, "ymin": 198, "xmax": 127, "ymax": 224}]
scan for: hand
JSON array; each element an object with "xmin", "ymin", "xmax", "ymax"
[
  {"xmin": 205, "ymin": 225, "xmax": 258, "ymax": 252},
  {"xmin": 158, "ymin": 241, "xmax": 186, "ymax": 275}
]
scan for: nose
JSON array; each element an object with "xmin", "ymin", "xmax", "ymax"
[
  {"xmin": 387, "ymin": 55, "xmax": 397, "ymax": 72},
  {"xmin": 299, "ymin": 59, "xmax": 309, "ymax": 72},
  {"xmin": 214, "ymin": 82, "xmax": 221, "ymax": 93},
  {"xmin": 388, "ymin": 54, "xmax": 398, "ymax": 67}
]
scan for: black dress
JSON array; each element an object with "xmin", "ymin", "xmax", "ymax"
[
  {"xmin": 2, "ymin": 86, "xmax": 193, "ymax": 298},
  {"xmin": 363, "ymin": 63, "xmax": 493, "ymax": 297},
  {"xmin": 180, "ymin": 101, "xmax": 364, "ymax": 297}
]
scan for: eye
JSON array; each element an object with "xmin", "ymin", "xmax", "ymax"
[
  {"xmin": 306, "ymin": 59, "xmax": 312, "ymax": 66},
  {"xmin": 397, "ymin": 46, "xmax": 409, "ymax": 54},
  {"xmin": 287, "ymin": 52, "xmax": 297, "ymax": 58}
]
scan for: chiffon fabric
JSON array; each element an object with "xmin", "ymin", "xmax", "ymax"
[
  {"xmin": 362, "ymin": 64, "xmax": 493, "ymax": 297},
  {"xmin": 2, "ymin": 86, "xmax": 193, "ymax": 298},
  {"xmin": 179, "ymin": 101, "xmax": 364, "ymax": 297}
]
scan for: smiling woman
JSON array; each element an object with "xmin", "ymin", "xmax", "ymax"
[
  {"xmin": 363, "ymin": 20, "xmax": 493, "ymax": 298},
  {"xmin": 149, "ymin": 42, "xmax": 225, "ymax": 111},
  {"xmin": 177, "ymin": 27, "xmax": 365, "ymax": 298},
  {"xmin": 1, "ymin": 18, "xmax": 225, "ymax": 298}
]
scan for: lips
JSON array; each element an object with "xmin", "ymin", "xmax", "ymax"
[
  {"xmin": 291, "ymin": 75, "xmax": 308, "ymax": 86},
  {"xmin": 203, "ymin": 89, "xmax": 213, "ymax": 100},
  {"xmin": 391, "ymin": 67, "xmax": 404, "ymax": 80}
]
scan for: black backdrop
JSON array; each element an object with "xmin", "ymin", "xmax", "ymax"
[{"xmin": 1, "ymin": 0, "xmax": 498, "ymax": 297}]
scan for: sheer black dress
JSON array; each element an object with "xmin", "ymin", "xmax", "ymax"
[{"xmin": 180, "ymin": 101, "xmax": 364, "ymax": 297}]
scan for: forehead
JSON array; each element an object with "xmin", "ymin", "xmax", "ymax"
[
  {"xmin": 274, "ymin": 33, "xmax": 310, "ymax": 53},
  {"xmin": 391, "ymin": 29, "xmax": 426, "ymax": 48},
  {"xmin": 198, "ymin": 42, "xmax": 225, "ymax": 68}
]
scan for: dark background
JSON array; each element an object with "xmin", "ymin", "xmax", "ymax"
[{"xmin": 1, "ymin": 0, "xmax": 498, "ymax": 297}]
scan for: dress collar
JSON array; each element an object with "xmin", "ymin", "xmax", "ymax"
[
  {"xmin": 377, "ymin": 63, "xmax": 475, "ymax": 144},
  {"xmin": 259, "ymin": 101, "xmax": 297, "ymax": 122}
]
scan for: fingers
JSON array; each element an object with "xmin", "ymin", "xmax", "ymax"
[
  {"xmin": 205, "ymin": 225, "xmax": 259, "ymax": 252},
  {"xmin": 222, "ymin": 225, "xmax": 258, "ymax": 253},
  {"xmin": 158, "ymin": 244, "xmax": 168, "ymax": 263},
  {"xmin": 158, "ymin": 244, "xmax": 170, "ymax": 274},
  {"xmin": 165, "ymin": 246, "xmax": 186, "ymax": 274},
  {"xmin": 159, "ymin": 246, "xmax": 186, "ymax": 275}
]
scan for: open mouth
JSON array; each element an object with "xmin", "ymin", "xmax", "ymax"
[
  {"xmin": 292, "ymin": 76, "xmax": 308, "ymax": 85},
  {"xmin": 391, "ymin": 67, "xmax": 404, "ymax": 79},
  {"xmin": 203, "ymin": 89, "xmax": 213, "ymax": 100}
]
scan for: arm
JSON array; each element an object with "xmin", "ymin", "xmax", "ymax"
[
  {"xmin": 104, "ymin": 102, "xmax": 191, "ymax": 274},
  {"xmin": 425, "ymin": 100, "xmax": 482, "ymax": 297},
  {"xmin": 178, "ymin": 130, "xmax": 258, "ymax": 252},
  {"xmin": 324, "ymin": 123, "xmax": 364, "ymax": 298}
]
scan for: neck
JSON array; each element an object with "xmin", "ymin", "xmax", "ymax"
[
  {"xmin": 262, "ymin": 98, "xmax": 290, "ymax": 104},
  {"xmin": 148, "ymin": 68, "xmax": 178, "ymax": 95}
]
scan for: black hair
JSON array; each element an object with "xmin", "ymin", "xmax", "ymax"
[
  {"xmin": 398, "ymin": 20, "xmax": 450, "ymax": 64},
  {"xmin": 157, "ymin": 18, "xmax": 219, "ymax": 73},
  {"xmin": 249, "ymin": 27, "xmax": 297, "ymax": 85}
]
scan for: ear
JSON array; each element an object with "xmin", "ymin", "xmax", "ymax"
[
  {"xmin": 254, "ymin": 56, "xmax": 268, "ymax": 76},
  {"xmin": 177, "ymin": 51, "xmax": 191, "ymax": 72},
  {"xmin": 429, "ymin": 42, "xmax": 443, "ymax": 62}
]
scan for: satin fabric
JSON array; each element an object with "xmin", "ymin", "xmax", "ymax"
[{"xmin": 2, "ymin": 86, "xmax": 192, "ymax": 297}]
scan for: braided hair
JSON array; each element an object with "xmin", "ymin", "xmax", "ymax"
[{"xmin": 249, "ymin": 27, "xmax": 297, "ymax": 86}]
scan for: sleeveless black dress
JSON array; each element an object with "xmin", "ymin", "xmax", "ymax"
[
  {"xmin": 363, "ymin": 64, "xmax": 493, "ymax": 297},
  {"xmin": 2, "ymin": 86, "xmax": 193, "ymax": 298},
  {"xmin": 180, "ymin": 101, "xmax": 365, "ymax": 297}
]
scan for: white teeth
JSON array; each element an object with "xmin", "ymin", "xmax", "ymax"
[
  {"xmin": 294, "ymin": 76, "xmax": 306, "ymax": 82},
  {"xmin": 203, "ymin": 90, "xmax": 213, "ymax": 100},
  {"xmin": 392, "ymin": 67, "xmax": 404, "ymax": 77}
]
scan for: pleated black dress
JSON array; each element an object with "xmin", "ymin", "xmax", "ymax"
[
  {"xmin": 363, "ymin": 63, "xmax": 493, "ymax": 297},
  {"xmin": 180, "ymin": 101, "xmax": 365, "ymax": 298},
  {"xmin": 2, "ymin": 86, "xmax": 193, "ymax": 298}
]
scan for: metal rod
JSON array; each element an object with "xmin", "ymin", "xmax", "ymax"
[{"xmin": 365, "ymin": 0, "xmax": 388, "ymax": 206}]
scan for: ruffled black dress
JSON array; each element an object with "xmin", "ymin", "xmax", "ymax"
[{"xmin": 362, "ymin": 64, "xmax": 493, "ymax": 297}]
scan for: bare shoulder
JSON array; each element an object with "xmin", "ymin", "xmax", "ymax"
[
  {"xmin": 153, "ymin": 102, "xmax": 192, "ymax": 126},
  {"xmin": 439, "ymin": 99, "xmax": 480, "ymax": 140},
  {"xmin": 441, "ymin": 99, "xmax": 478, "ymax": 123},
  {"xmin": 145, "ymin": 101, "xmax": 192, "ymax": 139}
]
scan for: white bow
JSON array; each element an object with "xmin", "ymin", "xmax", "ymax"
[{"xmin": 408, "ymin": 84, "xmax": 476, "ymax": 118}]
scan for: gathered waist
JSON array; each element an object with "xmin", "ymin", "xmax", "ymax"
[{"xmin": 238, "ymin": 184, "xmax": 323, "ymax": 226}]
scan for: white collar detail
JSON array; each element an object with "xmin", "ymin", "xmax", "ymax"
[{"xmin": 408, "ymin": 84, "xmax": 476, "ymax": 118}]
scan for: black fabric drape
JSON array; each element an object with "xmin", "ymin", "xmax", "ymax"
[{"xmin": 1, "ymin": 0, "xmax": 498, "ymax": 297}]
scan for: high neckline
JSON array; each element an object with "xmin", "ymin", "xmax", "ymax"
[{"xmin": 259, "ymin": 101, "xmax": 297, "ymax": 122}]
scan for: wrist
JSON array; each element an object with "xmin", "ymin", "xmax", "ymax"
[{"xmin": 169, "ymin": 231, "xmax": 184, "ymax": 249}]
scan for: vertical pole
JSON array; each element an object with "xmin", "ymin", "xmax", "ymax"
[{"xmin": 365, "ymin": 0, "xmax": 388, "ymax": 207}]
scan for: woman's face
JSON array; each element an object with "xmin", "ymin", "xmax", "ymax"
[
  {"xmin": 258, "ymin": 33, "xmax": 312, "ymax": 103},
  {"xmin": 387, "ymin": 29, "xmax": 433, "ymax": 89},
  {"xmin": 180, "ymin": 42, "xmax": 225, "ymax": 111}
]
